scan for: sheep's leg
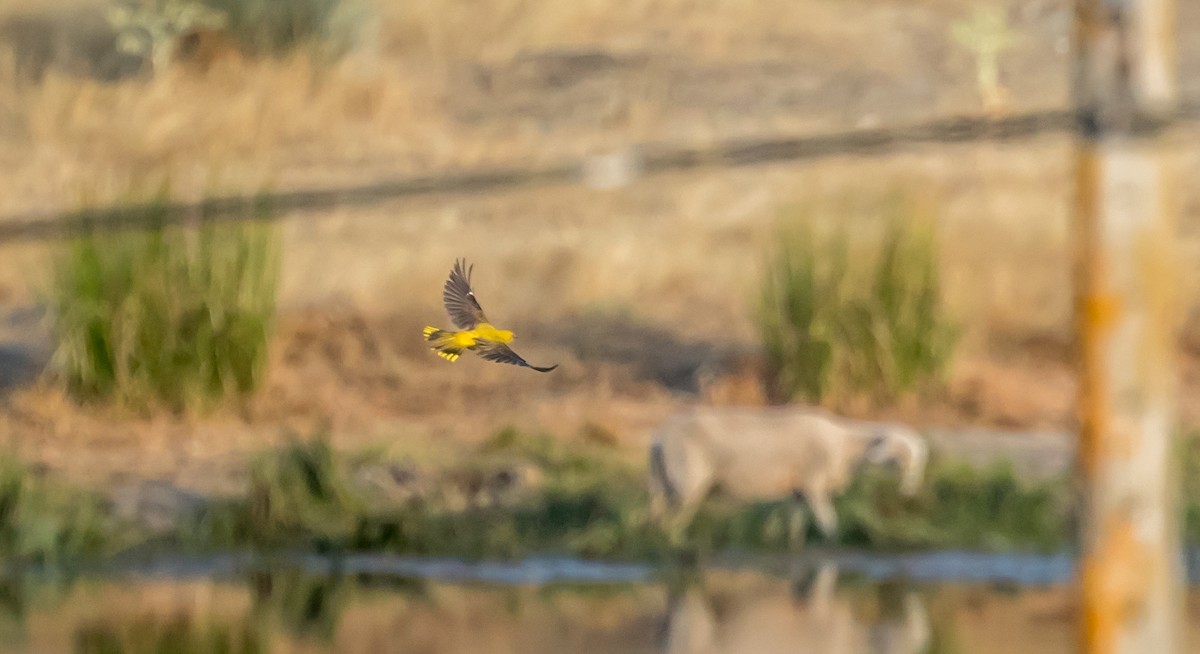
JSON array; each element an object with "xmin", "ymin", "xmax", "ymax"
[
  {"xmin": 648, "ymin": 462, "xmax": 668, "ymax": 523},
  {"xmin": 649, "ymin": 493, "xmax": 667, "ymax": 522},
  {"xmin": 787, "ymin": 490, "xmax": 810, "ymax": 551},
  {"xmin": 658, "ymin": 438, "xmax": 714, "ymax": 550},
  {"xmin": 666, "ymin": 494, "xmax": 706, "ymax": 549},
  {"xmin": 647, "ymin": 440, "xmax": 683, "ymax": 542},
  {"xmin": 805, "ymin": 486, "xmax": 840, "ymax": 543},
  {"xmin": 651, "ymin": 482, "xmax": 704, "ymax": 550},
  {"xmin": 663, "ymin": 512, "xmax": 687, "ymax": 549}
]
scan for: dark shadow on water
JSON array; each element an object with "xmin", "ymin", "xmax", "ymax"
[
  {"xmin": 351, "ymin": 571, "xmax": 431, "ymax": 598},
  {"xmin": 251, "ymin": 569, "xmax": 358, "ymax": 642},
  {"xmin": 251, "ymin": 567, "xmax": 437, "ymax": 643},
  {"xmin": 0, "ymin": 576, "xmax": 30, "ymax": 648}
]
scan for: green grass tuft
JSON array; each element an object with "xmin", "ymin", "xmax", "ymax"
[
  {"xmin": 759, "ymin": 189, "xmax": 960, "ymax": 405},
  {"xmin": 0, "ymin": 457, "xmax": 113, "ymax": 567},
  {"xmin": 836, "ymin": 457, "xmax": 1069, "ymax": 552},
  {"xmin": 46, "ymin": 185, "xmax": 281, "ymax": 414},
  {"xmin": 189, "ymin": 430, "xmax": 361, "ymax": 550}
]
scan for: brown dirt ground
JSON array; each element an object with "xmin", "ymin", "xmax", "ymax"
[{"xmin": 3, "ymin": 300, "xmax": 1200, "ymax": 495}]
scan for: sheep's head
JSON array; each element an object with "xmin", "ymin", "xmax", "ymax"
[{"xmin": 864, "ymin": 426, "xmax": 928, "ymax": 496}]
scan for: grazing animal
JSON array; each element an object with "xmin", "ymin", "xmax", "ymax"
[
  {"xmin": 423, "ymin": 258, "xmax": 558, "ymax": 372},
  {"xmin": 647, "ymin": 406, "xmax": 928, "ymax": 545}
]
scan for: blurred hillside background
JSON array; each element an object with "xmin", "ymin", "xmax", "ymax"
[
  {"xmin": 0, "ymin": 0, "xmax": 1195, "ymax": 485},
  {"xmin": 1, "ymin": 0, "xmax": 1200, "ymax": 651}
]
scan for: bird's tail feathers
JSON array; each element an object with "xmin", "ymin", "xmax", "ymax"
[{"xmin": 424, "ymin": 326, "xmax": 463, "ymax": 362}]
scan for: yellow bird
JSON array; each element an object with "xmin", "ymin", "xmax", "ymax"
[{"xmin": 423, "ymin": 259, "xmax": 559, "ymax": 373}]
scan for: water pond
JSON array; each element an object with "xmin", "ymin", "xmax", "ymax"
[{"xmin": 4, "ymin": 552, "xmax": 1200, "ymax": 653}]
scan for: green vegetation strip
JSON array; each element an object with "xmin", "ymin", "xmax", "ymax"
[{"xmin": 6, "ymin": 428, "xmax": 1200, "ymax": 568}]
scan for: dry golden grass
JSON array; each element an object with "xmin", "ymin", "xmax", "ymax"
[
  {"xmin": 379, "ymin": 0, "xmax": 917, "ymax": 62},
  {"xmin": 265, "ymin": 137, "xmax": 1169, "ymax": 345},
  {"xmin": 0, "ymin": 0, "xmax": 1069, "ymax": 217},
  {"xmin": 0, "ymin": 54, "xmax": 448, "ymax": 213}
]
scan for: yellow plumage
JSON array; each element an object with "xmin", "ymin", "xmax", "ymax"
[
  {"xmin": 423, "ymin": 323, "xmax": 514, "ymax": 362},
  {"xmin": 422, "ymin": 259, "xmax": 558, "ymax": 373}
]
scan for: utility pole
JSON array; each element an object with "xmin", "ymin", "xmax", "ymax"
[{"xmin": 1072, "ymin": 0, "xmax": 1182, "ymax": 652}]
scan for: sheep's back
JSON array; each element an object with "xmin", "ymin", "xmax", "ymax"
[{"xmin": 679, "ymin": 409, "xmax": 843, "ymax": 499}]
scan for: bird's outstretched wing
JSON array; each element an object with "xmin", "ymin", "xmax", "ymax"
[
  {"xmin": 443, "ymin": 258, "xmax": 488, "ymax": 329},
  {"xmin": 476, "ymin": 341, "xmax": 558, "ymax": 373}
]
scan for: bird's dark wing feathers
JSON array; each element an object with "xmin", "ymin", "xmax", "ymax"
[
  {"xmin": 477, "ymin": 341, "xmax": 558, "ymax": 373},
  {"xmin": 443, "ymin": 258, "xmax": 488, "ymax": 329}
]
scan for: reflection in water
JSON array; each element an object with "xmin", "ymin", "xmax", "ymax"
[
  {"xmin": 0, "ymin": 576, "xmax": 30, "ymax": 647},
  {"xmin": 74, "ymin": 613, "xmax": 265, "ymax": 654},
  {"xmin": 250, "ymin": 568, "xmax": 352, "ymax": 641},
  {"xmin": 660, "ymin": 564, "xmax": 929, "ymax": 654},
  {"xmin": 0, "ymin": 558, "xmax": 1197, "ymax": 653}
]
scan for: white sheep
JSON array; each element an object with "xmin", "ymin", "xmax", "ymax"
[{"xmin": 647, "ymin": 406, "xmax": 928, "ymax": 546}]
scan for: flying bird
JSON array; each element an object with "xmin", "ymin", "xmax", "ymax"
[{"xmin": 423, "ymin": 259, "xmax": 559, "ymax": 373}]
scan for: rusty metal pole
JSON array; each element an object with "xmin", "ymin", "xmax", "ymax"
[{"xmin": 1072, "ymin": 0, "xmax": 1181, "ymax": 652}]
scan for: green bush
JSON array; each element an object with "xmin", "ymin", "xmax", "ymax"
[
  {"xmin": 191, "ymin": 431, "xmax": 361, "ymax": 549},
  {"xmin": 835, "ymin": 458, "xmax": 1069, "ymax": 552},
  {"xmin": 106, "ymin": 0, "xmax": 229, "ymax": 76},
  {"xmin": 200, "ymin": 0, "xmax": 365, "ymax": 58},
  {"xmin": 0, "ymin": 457, "xmax": 112, "ymax": 566},
  {"xmin": 47, "ymin": 188, "xmax": 281, "ymax": 414},
  {"xmin": 674, "ymin": 456, "xmax": 1069, "ymax": 555},
  {"xmin": 759, "ymin": 189, "xmax": 959, "ymax": 405}
]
